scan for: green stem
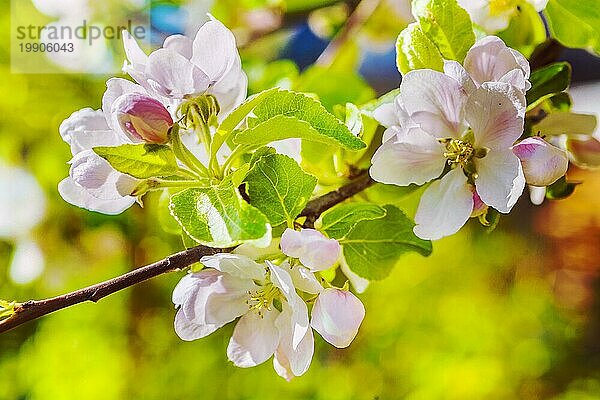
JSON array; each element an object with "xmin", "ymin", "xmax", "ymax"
[
  {"xmin": 221, "ymin": 144, "xmax": 251, "ymax": 175},
  {"xmin": 170, "ymin": 125, "xmax": 211, "ymax": 177}
]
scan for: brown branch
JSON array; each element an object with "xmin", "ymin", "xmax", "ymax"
[{"xmin": 0, "ymin": 171, "xmax": 373, "ymax": 333}]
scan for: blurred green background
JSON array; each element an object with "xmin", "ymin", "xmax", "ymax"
[{"xmin": 1, "ymin": 0, "xmax": 600, "ymax": 399}]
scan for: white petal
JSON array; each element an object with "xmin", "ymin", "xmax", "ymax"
[
  {"xmin": 512, "ymin": 137, "xmax": 568, "ymax": 186},
  {"xmin": 163, "ymin": 34, "xmax": 193, "ymax": 59},
  {"xmin": 339, "ymin": 255, "xmax": 370, "ymax": 293},
  {"xmin": 274, "ymin": 303, "xmax": 314, "ymax": 377},
  {"xmin": 191, "ymin": 18, "xmax": 238, "ymax": 81},
  {"xmin": 466, "ymin": 84, "xmax": 524, "ymax": 150},
  {"xmin": 444, "ymin": 60, "xmax": 476, "ymax": 94},
  {"xmin": 529, "ymin": 185, "xmax": 546, "ymax": 206},
  {"xmin": 288, "ymin": 266, "xmax": 323, "ymax": 295},
  {"xmin": 269, "ymin": 262, "xmax": 310, "ymax": 349},
  {"xmin": 414, "ymin": 168, "xmax": 473, "ymax": 240},
  {"xmin": 370, "ymin": 126, "xmax": 445, "ymax": 186},
  {"xmin": 59, "ymin": 108, "xmax": 123, "ymax": 154},
  {"xmin": 58, "ymin": 177, "xmax": 135, "ymax": 215},
  {"xmin": 464, "ymin": 36, "xmax": 530, "ymax": 86},
  {"xmin": 227, "ymin": 310, "xmax": 280, "ymax": 368},
  {"xmin": 311, "ymin": 288, "xmax": 365, "ymax": 348},
  {"xmin": 475, "ymin": 149, "xmax": 525, "ymax": 213},
  {"xmin": 146, "ymin": 48, "xmax": 210, "ymax": 99},
  {"xmin": 280, "ymin": 229, "xmax": 340, "ymax": 271},
  {"xmin": 373, "ymin": 102, "xmax": 399, "ymax": 128},
  {"xmin": 122, "ymin": 30, "xmax": 148, "ymax": 66},
  {"xmin": 200, "ymin": 253, "xmax": 265, "ymax": 281},
  {"xmin": 208, "ymin": 65, "xmax": 248, "ymax": 117},
  {"xmin": 529, "ymin": 0, "xmax": 549, "ymax": 11},
  {"xmin": 174, "ymin": 308, "xmax": 220, "ymax": 341},
  {"xmin": 400, "ymin": 70, "xmax": 468, "ymax": 138},
  {"xmin": 499, "ymin": 69, "xmax": 529, "ymax": 92},
  {"xmin": 172, "ymin": 273, "xmax": 201, "ymax": 306}
]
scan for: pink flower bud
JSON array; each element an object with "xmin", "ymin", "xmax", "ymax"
[
  {"xmin": 512, "ymin": 137, "xmax": 568, "ymax": 186},
  {"xmin": 311, "ymin": 288, "xmax": 365, "ymax": 348},
  {"xmin": 113, "ymin": 93, "xmax": 173, "ymax": 144}
]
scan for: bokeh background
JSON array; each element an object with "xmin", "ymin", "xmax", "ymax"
[{"xmin": 1, "ymin": 0, "xmax": 600, "ymax": 398}]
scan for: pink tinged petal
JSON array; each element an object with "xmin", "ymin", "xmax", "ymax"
[
  {"xmin": 113, "ymin": 93, "xmax": 173, "ymax": 144},
  {"xmin": 280, "ymin": 229, "xmax": 341, "ymax": 271},
  {"xmin": 471, "ymin": 189, "xmax": 488, "ymax": 217},
  {"xmin": 414, "ymin": 168, "xmax": 474, "ymax": 240},
  {"xmin": 566, "ymin": 136, "xmax": 600, "ymax": 168},
  {"xmin": 529, "ymin": 185, "xmax": 547, "ymax": 206},
  {"xmin": 400, "ymin": 70, "xmax": 468, "ymax": 138},
  {"xmin": 269, "ymin": 262, "xmax": 310, "ymax": 349},
  {"xmin": 58, "ymin": 177, "xmax": 135, "ymax": 215},
  {"xmin": 191, "ymin": 19, "xmax": 238, "ymax": 82},
  {"xmin": 163, "ymin": 34, "xmax": 193, "ymax": 59},
  {"xmin": 274, "ymin": 303, "xmax": 314, "ymax": 378},
  {"xmin": 464, "ymin": 36, "xmax": 530, "ymax": 87},
  {"xmin": 174, "ymin": 308, "xmax": 221, "ymax": 341},
  {"xmin": 370, "ymin": 126, "xmax": 446, "ymax": 186},
  {"xmin": 145, "ymin": 48, "xmax": 210, "ymax": 99},
  {"xmin": 512, "ymin": 137, "xmax": 568, "ymax": 186},
  {"xmin": 227, "ymin": 309, "xmax": 280, "ymax": 368},
  {"xmin": 466, "ymin": 84, "xmax": 524, "ymax": 150},
  {"xmin": 475, "ymin": 149, "xmax": 525, "ymax": 213},
  {"xmin": 499, "ymin": 69, "xmax": 530, "ymax": 92},
  {"xmin": 102, "ymin": 78, "xmax": 149, "ymax": 131},
  {"xmin": 444, "ymin": 60, "xmax": 477, "ymax": 94},
  {"xmin": 200, "ymin": 253, "xmax": 266, "ymax": 281},
  {"xmin": 311, "ymin": 288, "xmax": 365, "ymax": 348}
]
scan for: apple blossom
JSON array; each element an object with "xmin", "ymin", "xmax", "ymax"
[
  {"xmin": 122, "ymin": 16, "xmax": 247, "ymax": 116},
  {"xmin": 512, "ymin": 137, "xmax": 569, "ymax": 186},
  {"xmin": 172, "ymin": 254, "xmax": 313, "ymax": 380},
  {"xmin": 280, "ymin": 228, "xmax": 341, "ymax": 271},
  {"xmin": 371, "ymin": 70, "xmax": 526, "ymax": 240}
]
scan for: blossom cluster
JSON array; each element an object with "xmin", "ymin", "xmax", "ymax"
[{"xmin": 371, "ymin": 36, "xmax": 570, "ymax": 240}]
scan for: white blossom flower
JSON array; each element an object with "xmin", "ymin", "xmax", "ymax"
[
  {"xmin": 371, "ymin": 70, "xmax": 526, "ymax": 240},
  {"xmin": 172, "ymin": 254, "xmax": 314, "ymax": 380},
  {"xmin": 512, "ymin": 136, "xmax": 569, "ymax": 186},
  {"xmin": 122, "ymin": 16, "xmax": 247, "ymax": 115},
  {"xmin": 458, "ymin": 0, "xmax": 549, "ymax": 33},
  {"xmin": 280, "ymin": 228, "xmax": 341, "ymax": 271}
]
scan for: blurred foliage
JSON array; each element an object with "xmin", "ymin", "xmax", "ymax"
[{"xmin": 1, "ymin": 0, "xmax": 600, "ymax": 398}]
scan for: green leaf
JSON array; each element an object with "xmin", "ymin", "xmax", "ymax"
[
  {"xmin": 93, "ymin": 144, "xmax": 179, "ymax": 179},
  {"xmin": 545, "ymin": 176, "xmax": 580, "ymax": 200},
  {"xmin": 234, "ymin": 90, "xmax": 366, "ymax": 150},
  {"xmin": 526, "ymin": 62, "xmax": 572, "ymax": 107},
  {"xmin": 544, "ymin": 0, "xmax": 600, "ymax": 55},
  {"xmin": 497, "ymin": 2, "xmax": 547, "ymax": 58},
  {"xmin": 411, "ymin": 0, "xmax": 475, "ymax": 62},
  {"xmin": 396, "ymin": 23, "xmax": 444, "ymax": 74},
  {"xmin": 244, "ymin": 153, "xmax": 317, "ymax": 226},
  {"xmin": 169, "ymin": 179, "xmax": 271, "ymax": 248},
  {"xmin": 219, "ymin": 88, "xmax": 279, "ymax": 133},
  {"xmin": 340, "ymin": 205, "xmax": 432, "ymax": 280},
  {"xmin": 319, "ymin": 203, "xmax": 387, "ymax": 239}
]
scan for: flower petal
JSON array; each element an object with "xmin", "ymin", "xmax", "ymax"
[
  {"xmin": 464, "ymin": 36, "xmax": 530, "ymax": 86},
  {"xmin": 444, "ymin": 60, "xmax": 477, "ymax": 94},
  {"xmin": 280, "ymin": 229, "xmax": 340, "ymax": 271},
  {"xmin": 227, "ymin": 310, "xmax": 280, "ymax": 368},
  {"xmin": 163, "ymin": 34, "xmax": 193, "ymax": 59},
  {"xmin": 339, "ymin": 255, "xmax": 370, "ymax": 293},
  {"xmin": 466, "ymin": 83, "xmax": 524, "ymax": 150},
  {"xmin": 512, "ymin": 137, "xmax": 568, "ymax": 186},
  {"xmin": 288, "ymin": 266, "xmax": 323, "ymax": 295},
  {"xmin": 58, "ymin": 177, "xmax": 135, "ymax": 215},
  {"xmin": 200, "ymin": 253, "xmax": 265, "ymax": 281},
  {"xmin": 311, "ymin": 288, "xmax": 365, "ymax": 348},
  {"xmin": 475, "ymin": 149, "xmax": 525, "ymax": 213},
  {"xmin": 370, "ymin": 126, "xmax": 445, "ymax": 186},
  {"xmin": 529, "ymin": 185, "xmax": 546, "ymax": 206},
  {"xmin": 414, "ymin": 168, "xmax": 473, "ymax": 240},
  {"xmin": 145, "ymin": 48, "xmax": 210, "ymax": 99},
  {"xmin": 400, "ymin": 69, "xmax": 468, "ymax": 138},
  {"xmin": 174, "ymin": 308, "xmax": 221, "ymax": 341},
  {"xmin": 191, "ymin": 18, "xmax": 238, "ymax": 82},
  {"xmin": 274, "ymin": 303, "xmax": 314, "ymax": 378},
  {"xmin": 59, "ymin": 108, "xmax": 124, "ymax": 154}
]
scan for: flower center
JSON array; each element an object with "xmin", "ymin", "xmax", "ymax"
[
  {"xmin": 441, "ymin": 138, "xmax": 475, "ymax": 166},
  {"xmin": 246, "ymin": 281, "xmax": 281, "ymax": 317},
  {"xmin": 489, "ymin": 0, "xmax": 518, "ymax": 16}
]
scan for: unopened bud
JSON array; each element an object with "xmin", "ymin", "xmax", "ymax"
[{"xmin": 114, "ymin": 94, "xmax": 173, "ymax": 144}]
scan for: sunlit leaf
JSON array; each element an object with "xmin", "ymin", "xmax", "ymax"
[{"xmin": 93, "ymin": 144, "xmax": 179, "ymax": 179}]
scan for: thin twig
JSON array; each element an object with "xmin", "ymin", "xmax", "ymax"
[{"xmin": 0, "ymin": 171, "xmax": 373, "ymax": 334}]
